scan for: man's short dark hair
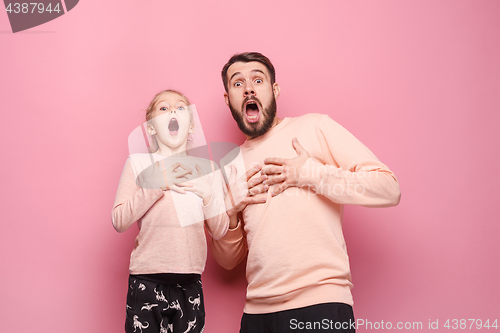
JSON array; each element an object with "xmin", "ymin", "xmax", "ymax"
[{"xmin": 221, "ymin": 52, "xmax": 276, "ymax": 92}]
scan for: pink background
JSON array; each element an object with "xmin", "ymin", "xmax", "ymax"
[{"xmin": 1, "ymin": 0, "xmax": 499, "ymax": 332}]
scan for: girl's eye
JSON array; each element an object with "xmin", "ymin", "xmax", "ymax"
[
  {"xmin": 160, "ymin": 107, "xmax": 167, "ymax": 111},
  {"xmin": 177, "ymin": 106, "xmax": 185, "ymax": 111}
]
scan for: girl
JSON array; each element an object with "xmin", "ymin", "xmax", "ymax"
[{"xmin": 112, "ymin": 90, "xmax": 229, "ymax": 333}]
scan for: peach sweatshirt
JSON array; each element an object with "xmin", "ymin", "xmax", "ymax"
[
  {"xmin": 112, "ymin": 153, "xmax": 229, "ymax": 275},
  {"xmin": 210, "ymin": 114, "xmax": 401, "ymax": 314}
]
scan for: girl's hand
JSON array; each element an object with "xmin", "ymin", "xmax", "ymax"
[
  {"xmin": 182, "ymin": 164, "xmax": 213, "ymax": 205},
  {"xmin": 137, "ymin": 161, "xmax": 193, "ymax": 193}
]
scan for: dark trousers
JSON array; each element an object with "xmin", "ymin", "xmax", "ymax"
[
  {"xmin": 240, "ymin": 302, "xmax": 356, "ymax": 333},
  {"xmin": 125, "ymin": 274, "xmax": 205, "ymax": 333}
]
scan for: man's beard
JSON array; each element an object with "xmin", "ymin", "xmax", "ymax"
[{"xmin": 229, "ymin": 96, "xmax": 277, "ymax": 139}]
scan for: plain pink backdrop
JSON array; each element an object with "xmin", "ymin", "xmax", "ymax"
[{"xmin": 1, "ymin": 1, "xmax": 499, "ymax": 332}]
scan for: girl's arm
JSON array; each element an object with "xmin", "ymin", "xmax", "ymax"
[
  {"xmin": 111, "ymin": 158, "xmax": 165, "ymax": 232},
  {"xmin": 202, "ymin": 168, "xmax": 230, "ymax": 240}
]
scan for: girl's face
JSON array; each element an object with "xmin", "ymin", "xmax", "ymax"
[{"xmin": 148, "ymin": 92, "xmax": 193, "ymax": 154}]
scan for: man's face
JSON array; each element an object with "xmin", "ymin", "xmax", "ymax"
[{"xmin": 224, "ymin": 61, "xmax": 280, "ymax": 139}]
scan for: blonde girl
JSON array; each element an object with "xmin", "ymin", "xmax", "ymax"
[{"xmin": 112, "ymin": 90, "xmax": 229, "ymax": 333}]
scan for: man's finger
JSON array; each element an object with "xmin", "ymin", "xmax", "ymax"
[
  {"xmin": 292, "ymin": 137, "xmax": 307, "ymax": 155},
  {"xmin": 239, "ymin": 194, "xmax": 267, "ymax": 207},
  {"xmin": 263, "ymin": 174, "xmax": 286, "ymax": 186},
  {"xmin": 246, "ymin": 193, "xmax": 267, "ymax": 204},
  {"xmin": 271, "ymin": 183, "xmax": 286, "ymax": 196},
  {"xmin": 229, "ymin": 165, "xmax": 237, "ymax": 185},
  {"xmin": 245, "ymin": 164, "xmax": 262, "ymax": 181},
  {"xmin": 248, "ymin": 183, "xmax": 269, "ymax": 196},
  {"xmin": 262, "ymin": 165, "xmax": 283, "ymax": 175},
  {"xmin": 248, "ymin": 174, "xmax": 267, "ymax": 188},
  {"xmin": 263, "ymin": 157, "xmax": 285, "ymax": 165},
  {"xmin": 229, "ymin": 191, "xmax": 267, "ymax": 214}
]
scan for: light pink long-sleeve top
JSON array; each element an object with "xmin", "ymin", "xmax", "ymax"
[
  {"xmin": 210, "ymin": 114, "xmax": 401, "ymax": 314},
  {"xmin": 112, "ymin": 153, "xmax": 229, "ymax": 275}
]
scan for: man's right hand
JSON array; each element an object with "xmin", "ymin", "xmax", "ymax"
[{"xmin": 225, "ymin": 164, "xmax": 268, "ymax": 229}]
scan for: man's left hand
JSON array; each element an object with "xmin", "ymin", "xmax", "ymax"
[{"xmin": 262, "ymin": 138, "xmax": 310, "ymax": 196}]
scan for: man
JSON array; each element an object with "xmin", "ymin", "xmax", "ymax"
[{"xmin": 210, "ymin": 52, "xmax": 401, "ymax": 333}]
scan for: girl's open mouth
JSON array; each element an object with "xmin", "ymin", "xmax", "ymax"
[{"xmin": 168, "ymin": 118, "xmax": 179, "ymax": 135}]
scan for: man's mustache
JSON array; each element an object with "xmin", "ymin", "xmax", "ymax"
[{"xmin": 242, "ymin": 96, "xmax": 262, "ymax": 109}]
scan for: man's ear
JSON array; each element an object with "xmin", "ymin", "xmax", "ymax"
[
  {"xmin": 224, "ymin": 92, "xmax": 229, "ymax": 106},
  {"xmin": 273, "ymin": 83, "xmax": 281, "ymax": 100}
]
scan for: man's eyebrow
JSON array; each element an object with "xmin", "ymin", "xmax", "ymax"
[
  {"xmin": 229, "ymin": 71, "xmax": 242, "ymax": 82},
  {"xmin": 229, "ymin": 69, "xmax": 268, "ymax": 82}
]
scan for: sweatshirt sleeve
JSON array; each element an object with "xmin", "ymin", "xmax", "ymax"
[
  {"xmin": 297, "ymin": 114, "xmax": 401, "ymax": 207},
  {"xmin": 209, "ymin": 220, "xmax": 248, "ymax": 270},
  {"xmin": 202, "ymin": 168, "xmax": 230, "ymax": 240},
  {"xmin": 111, "ymin": 158, "xmax": 165, "ymax": 232}
]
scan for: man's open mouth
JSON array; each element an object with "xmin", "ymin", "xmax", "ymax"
[
  {"xmin": 168, "ymin": 118, "xmax": 179, "ymax": 135},
  {"xmin": 244, "ymin": 100, "xmax": 261, "ymax": 123}
]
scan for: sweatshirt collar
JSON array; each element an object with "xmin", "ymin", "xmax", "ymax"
[{"xmin": 241, "ymin": 117, "xmax": 290, "ymax": 148}]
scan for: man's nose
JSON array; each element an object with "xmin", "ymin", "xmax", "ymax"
[{"xmin": 244, "ymin": 82, "xmax": 255, "ymax": 96}]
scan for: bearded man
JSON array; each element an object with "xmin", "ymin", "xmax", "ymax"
[{"xmin": 211, "ymin": 52, "xmax": 401, "ymax": 333}]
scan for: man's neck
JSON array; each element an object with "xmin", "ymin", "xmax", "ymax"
[
  {"xmin": 271, "ymin": 117, "xmax": 283, "ymax": 128},
  {"xmin": 245, "ymin": 117, "xmax": 283, "ymax": 140}
]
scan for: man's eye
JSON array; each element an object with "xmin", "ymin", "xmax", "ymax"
[
  {"xmin": 234, "ymin": 82, "xmax": 242, "ymax": 87},
  {"xmin": 255, "ymin": 79, "xmax": 262, "ymax": 84}
]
